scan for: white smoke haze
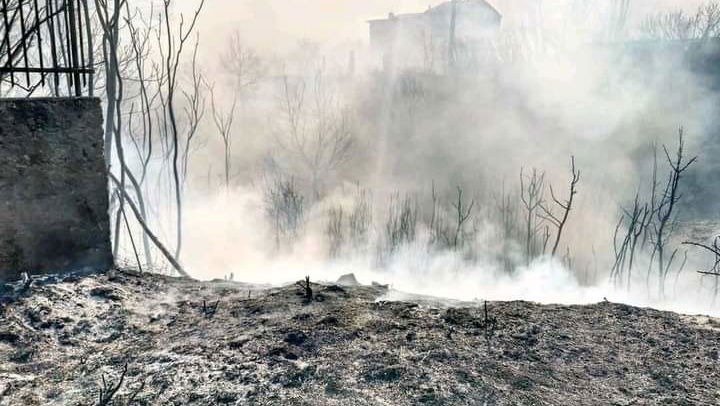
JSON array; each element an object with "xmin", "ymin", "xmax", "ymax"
[
  {"xmin": 111, "ymin": 0, "xmax": 720, "ymax": 317},
  {"xmin": 161, "ymin": 186, "xmax": 717, "ymax": 318},
  {"xmin": 191, "ymin": 0, "xmax": 710, "ymax": 49}
]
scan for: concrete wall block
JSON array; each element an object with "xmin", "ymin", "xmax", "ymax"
[{"xmin": 0, "ymin": 97, "xmax": 112, "ymax": 282}]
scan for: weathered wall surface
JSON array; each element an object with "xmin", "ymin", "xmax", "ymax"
[{"xmin": 0, "ymin": 98, "xmax": 112, "ymax": 282}]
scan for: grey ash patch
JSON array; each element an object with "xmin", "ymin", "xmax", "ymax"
[{"xmin": 0, "ymin": 270, "xmax": 719, "ymax": 405}]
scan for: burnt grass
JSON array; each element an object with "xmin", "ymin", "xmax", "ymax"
[{"xmin": 1, "ymin": 270, "xmax": 720, "ymax": 405}]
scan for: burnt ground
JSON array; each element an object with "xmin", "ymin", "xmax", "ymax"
[{"xmin": 1, "ymin": 269, "xmax": 719, "ymax": 406}]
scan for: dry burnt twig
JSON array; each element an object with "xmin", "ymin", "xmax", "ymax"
[
  {"xmin": 97, "ymin": 363, "xmax": 128, "ymax": 406},
  {"xmin": 202, "ymin": 299, "xmax": 220, "ymax": 318},
  {"xmin": 520, "ymin": 168, "xmax": 546, "ymax": 265},
  {"xmin": 296, "ymin": 276, "xmax": 313, "ymax": 302},
  {"xmin": 683, "ymin": 238, "xmax": 720, "ymax": 303},
  {"xmin": 539, "ymin": 156, "xmax": 580, "ymax": 257}
]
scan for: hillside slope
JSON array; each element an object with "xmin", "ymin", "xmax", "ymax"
[{"xmin": 1, "ymin": 270, "xmax": 719, "ymax": 405}]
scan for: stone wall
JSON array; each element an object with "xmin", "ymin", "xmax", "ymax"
[{"xmin": 0, "ymin": 98, "xmax": 112, "ymax": 282}]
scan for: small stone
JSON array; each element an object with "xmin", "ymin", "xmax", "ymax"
[
  {"xmin": 336, "ymin": 273, "xmax": 360, "ymax": 286},
  {"xmin": 285, "ymin": 331, "xmax": 308, "ymax": 346}
]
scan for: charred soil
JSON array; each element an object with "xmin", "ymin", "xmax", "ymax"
[{"xmin": 1, "ymin": 270, "xmax": 719, "ymax": 405}]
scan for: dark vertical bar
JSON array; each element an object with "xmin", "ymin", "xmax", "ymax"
[
  {"xmin": 66, "ymin": 0, "xmax": 80, "ymax": 96},
  {"xmin": 1, "ymin": 0, "xmax": 9, "ymax": 59},
  {"xmin": 1, "ymin": 0, "xmax": 14, "ymax": 87},
  {"xmin": 75, "ymin": 0, "xmax": 85, "ymax": 87},
  {"xmin": 80, "ymin": 0, "xmax": 92, "ymax": 96},
  {"xmin": 33, "ymin": 0, "xmax": 44, "ymax": 86},
  {"xmin": 18, "ymin": 0, "xmax": 31, "ymax": 86},
  {"xmin": 46, "ymin": 0, "xmax": 59, "ymax": 93},
  {"xmin": 61, "ymin": 0, "xmax": 73, "ymax": 93}
]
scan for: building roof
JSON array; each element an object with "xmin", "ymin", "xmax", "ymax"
[
  {"xmin": 430, "ymin": 0, "xmax": 501, "ymax": 18},
  {"xmin": 367, "ymin": 12, "xmax": 423, "ymax": 23},
  {"xmin": 368, "ymin": 0, "xmax": 501, "ymax": 23}
]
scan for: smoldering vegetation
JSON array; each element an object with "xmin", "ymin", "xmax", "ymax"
[{"xmin": 4, "ymin": 1, "xmax": 720, "ymax": 314}]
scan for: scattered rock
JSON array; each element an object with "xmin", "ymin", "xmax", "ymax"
[
  {"xmin": 89, "ymin": 286, "xmax": 121, "ymax": 301},
  {"xmin": 267, "ymin": 347, "xmax": 299, "ymax": 360},
  {"xmin": 9, "ymin": 348, "xmax": 33, "ymax": 363},
  {"xmin": 215, "ymin": 391, "xmax": 239, "ymax": 404},
  {"xmin": 318, "ymin": 315, "xmax": 339, "ymax": 326},
  {"xmin": 323, "ymin": 285, "xmax": 347, "ymax": 295},
  {"xmin": 324, "ymin": 377, "xmax": 345, "ymax": 396},
  {"xmin": 228, "ymin": 336, "xmax": 251, "ymax": 349},
  {"xmin": 284, "ymin": 331, "xmax": 308, "ymax": 346},
  {"xmin": 292, "ymin": 313, "xmax": 313, "ymax": 321},
  {"xmin": 336, "ymin": 273, "xmax": 359, "ymax": 287},
  {"xmin": 0, "ymin": 331, "xmax": 20, "ymax": 345}
]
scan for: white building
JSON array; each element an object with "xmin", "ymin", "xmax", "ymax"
[{"xmin": 368, "ymin": 1, "xmax": 502, "ymax": 73}]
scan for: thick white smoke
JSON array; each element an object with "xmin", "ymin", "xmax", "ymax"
[
  {"xmin": 114, "ymin": 0, "xmax": 720, "ymax": 318},
  {"xmin": 161, "ymin": 185, "xmax": 720, "ymax": 318}
]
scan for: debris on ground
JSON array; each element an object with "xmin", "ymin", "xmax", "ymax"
[
  {"xmin": 336, "ymin": 273, "xmax": 360, "ymax": 287},
  {"xmin": 0, "ymin": 270, "xmax": 719, "ymax": 405}
]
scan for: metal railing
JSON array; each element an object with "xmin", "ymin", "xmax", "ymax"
[{"xmin": 0, "ymin": 0, "xmax": 93, "ymax": 97}]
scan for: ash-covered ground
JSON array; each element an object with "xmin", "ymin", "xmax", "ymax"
[{"xmin": 1, "ymin": 269, "xmax": 719, "ymax": 405}]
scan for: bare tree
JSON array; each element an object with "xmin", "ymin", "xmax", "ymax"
[
  {"xmin": 539, "ymin": 156, "xmax": 580, "ymax": 257},
  {"xmin": 429, "ymin": 181, "xmax": 450, "ymax": 249},
  {"xmin": 54, "ymin": 0, "xmax": 204, "ymax": 273},
  {"xmin": 683, "ymin": 237, "xmax": 720, "ymax": 304},
  {"xmin": 495, "ymin": 181, "xmax": 520, "ymax": 273},
  {"xmin": 109, "ymin": 173, "xmax": 189, "ymax": 277},
  {"xmin": 158, "ymin": 0, "xmax": 205, "ymax": 259},
  {"xmin": 94, "ymin": 0, "xmax": 132, "ymax": 262},
  {"xmin": 117, "ymin": 1, "xmax": 205, "ymax": 270},
  {"xmin": 125, "ymin": 5, "xmax": 160, "ymax": 183},
  {"xmin": 326, "ymin": 206, "xmax": 344, "ymax": 258},
  {"xmin": 92, "ymin": 0, "xmax": 175, "ymax": 271},
  {"xmin": 181, "ymin": 35, "xmax": 206, "ymax": 185},
  {"xmin": 519, "ymin": 168, "xmax": 546, "ymax": 266},
  {"xmin": 207, "ymin": 82, "xmax": 238, "ymax": 189},
  {"xmin": 650, "ymin": 129, "xmax": 697, "ymax": 298},
  {"xmin": 275, "ymin": 67, "xmax": 355, "ymax": 199},
  {"xmin": 451, "ymin": 186, "xmax": 475, "ymax": 250},
  {"xmin": 90, "ymin": 1, "xmax": 123, "ymax": 209},
  {"xmin": 348, "ymin": 187, "xmax": 372, "ymax": 248},
  {"xmin": 610, "ymin": 193, "xmax": 651, "ymax": 290},
  {"xmin": 94, "ymin": 0, "xmax": 127, "ymax": 169},
  {"xmin": 264, "ymin": 176, "xmax": 305, "ymax": 251},
  {"xmin": 220, "ymin": 29, "xmax": 264, "ymax": 93},
  {"xmin": 385, "ymin": 193, "xmax": 417, "ymax": 255},
  {"xmin": 608, "ymin": 133, "xmax": 695, "ymax": 298},
  {"xmin": 641, "ymin": 2, "xmax": 720, "ymax": 40}
]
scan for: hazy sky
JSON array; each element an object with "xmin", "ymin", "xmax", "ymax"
[{"xmin": 188, "ymin": 0, "xmax": 707, "ymax": 56}]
